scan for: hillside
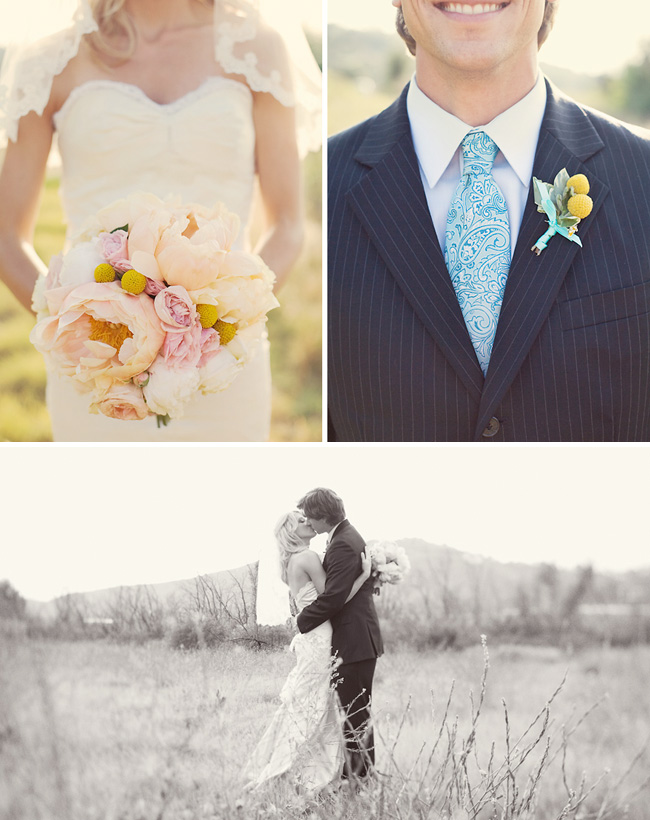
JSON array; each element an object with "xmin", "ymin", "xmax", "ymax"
[{"xmin": 25, "ymin": 538, "xmax": 650, "ymax": 625}]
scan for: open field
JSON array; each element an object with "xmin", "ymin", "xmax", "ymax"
[
  {"xmin": 0, "ymin": 151, "xmax": 322, "ymax": 442},
  {"xmin": 1, "ymin": 637, "xmax": 648, "ymax": 819}
]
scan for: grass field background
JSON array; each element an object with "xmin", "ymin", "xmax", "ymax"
[
  {"xmin": 2, "ymin": 636, "xmax": 649, "ymax": 819},
  {"xmin": 0, "ymin": 152, "xmax": 322, "ymax": 443}
]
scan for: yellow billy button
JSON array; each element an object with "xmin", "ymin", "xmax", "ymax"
[
  {"xmin": 214, "ymin": 319, "xmax": 237, "ymax": 345},
  {"xmin": 94, "ymin": 263, "xmax": 116, "ymax": 283},
  {"xmin": 196, "ymin": 303, "xmax": 219, "ymax": 329},
  {"xmin": 567, "ymin": 194, "xmax": 593, "ymax": 220},
  {"xmin": 566, "ymin": 174, "xmax": 590, "ymax": 195},
  {"xmin": 121, "ymin": 269, "xmax": 147, "ymax": 295}
]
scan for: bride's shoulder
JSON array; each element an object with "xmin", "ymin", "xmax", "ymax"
[
  {"xmin": 49, "ymin": 40, "xmax": 96, "ymax": 113},
  {"xmin": 290, "ymin": 549, "xmax": 321, "ymax": 568}
]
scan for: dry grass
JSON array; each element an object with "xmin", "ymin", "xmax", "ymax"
[{"xmin": 1, "ymin": 637, "xmax": 649, "ymax": 820}]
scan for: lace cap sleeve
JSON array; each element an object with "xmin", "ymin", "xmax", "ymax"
[
  {"xmin": 214, "ymin": 0, "xmax": 321, "ymax": 157},
  {"xmin": 0, "ymin": 2, "xmax": 97, "ymax": 146}
]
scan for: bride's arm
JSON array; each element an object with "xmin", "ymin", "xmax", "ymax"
[
  {"xmin": 299, "ymin": 550, "xmax": 327, "ymax": 594},
  {"xmin": 301, "ymin": 549, "xmax": 371, "ymax": 603},
  {"xmin": 345, "ymin": 550, "xmax": 371, "ymax": 602},
  {"xmin": 252, "ymin": 92, "xmax": 304, "ymax": 292},
  {"xmin": 0, "ymin": 108, "xmax": 55, "ymax": 313}
]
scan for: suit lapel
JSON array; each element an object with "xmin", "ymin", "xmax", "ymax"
[
  {"xmin": 346, "ymin": 88, "xmax": 485, "ymax": 403},
  {"xmin": 473, "ymin": 81, "xmax": 610, "ymax": 438}
]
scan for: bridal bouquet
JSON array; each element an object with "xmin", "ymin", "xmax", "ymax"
[
  {"xmin": 366, "ymin": 540, "xmax": 411, "ymax": 594},
  {"xmin": 30, "ymin": 192, "xmax": 279, "ymax": 423}
]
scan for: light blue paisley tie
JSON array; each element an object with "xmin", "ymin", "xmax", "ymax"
[{"xmin": 444, "ymin": 130, "xmax": 510, "ymax": 376}]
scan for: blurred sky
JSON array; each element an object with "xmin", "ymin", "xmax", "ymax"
[
  {"xmin": 328, "ymin": 0, "xmax": 650, "ymax": 77},
  {"xmin": 2, "ymin": 446, "xmax": 648, "ymax": 601}
]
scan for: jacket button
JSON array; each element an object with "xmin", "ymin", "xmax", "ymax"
[{"xmin": 482, "ymin": 417, "xmax": 500, "ymax": 438}]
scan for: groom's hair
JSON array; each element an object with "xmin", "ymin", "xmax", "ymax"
[
  {"xmin": 395, "ymin": 1, "xmax": 558, "ymax": 55},
  {"xmin": 297, "ymin": 488, "xmax": 346, "ymax": 527}
]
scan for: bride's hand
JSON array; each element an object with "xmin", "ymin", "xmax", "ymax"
[{"xmin": 360, "ymin": 550, "xmax": 372, "ymax": 580}]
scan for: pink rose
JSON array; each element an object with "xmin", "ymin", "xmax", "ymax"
[
  {"xmin": 198, "ymin": 327, "xmax": 222, "ymax": 367},
  {"xmin": 162, "ymin": 319, "xmax": 203, "ymax": 369},
  {"xmin": 132, "ymin": 371, "xmax": 150, "ymax": 387},
  {"xmin": 30, "ymin": 283, "xmax": 165, "ymax": 390},
  {"xmin": 100, "ymin": 230, "xmax": 131, "ymax": 273},
  {"xmin": 89, "ymin": 382, "xmax": 150, "ymax": 421},
  {"xmin": 144, "ymin": 277, "xmax": 166, "ymax": 297},
  {"xmin": 154, "ymin": 285, "xmax": 197, "ymax": 332}
]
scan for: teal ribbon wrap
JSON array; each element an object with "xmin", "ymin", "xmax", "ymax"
[{"xmin": 531, "ymin": 179, "xmax": 583, "ymax": 256}]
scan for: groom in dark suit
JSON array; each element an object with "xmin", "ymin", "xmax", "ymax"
[
  {"xmin": 296, "ymin": 487, "xmax": 383, "ymax": 780},
  {"xmin": 328, "ymin": 0, "xmax": 650, "ymax": 441}
]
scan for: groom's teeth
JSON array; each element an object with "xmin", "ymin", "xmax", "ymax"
[{"xmin": 440, "ymin": 2, "xmax": 504, "ymax": 13}]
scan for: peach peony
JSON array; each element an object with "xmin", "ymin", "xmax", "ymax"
[
  {"xmin": 126, "ymin": 206, "xmax": 183, "ymax": 282},
  {"xmin": 78, "ymin": 192, "xmax": 171, "ymax": 240},
  {"xmin": 156, "ymin": 229, "xmax": 227, "ymax": 292},
  {"xmin": 208, "ymin": 251, "xmax": 279, "ymax": 327},
  {"xmin": 89, "ymin": 382, "xmax": 150, "ymax": 420},
  {"xmin": 30, "ymin": 283, "xmax": 165, "ymax": 391}
]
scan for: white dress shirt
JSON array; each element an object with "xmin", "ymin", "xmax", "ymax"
[
  {"xmin": 326, "ymin": 520, "xmax": 345, "ymax": 544},
  {"xmin": 406, "ymin": 73, "xmax": 547, "ymax": 259}
]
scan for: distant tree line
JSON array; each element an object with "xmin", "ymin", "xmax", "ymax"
[{"xmin": 3, "ymin": 559, "xmax": 650, "ymax": 651}]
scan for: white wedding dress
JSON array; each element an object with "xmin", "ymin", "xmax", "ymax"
[
  {"xmin": 45, "ymin": 76, "xmax": 271, "ymax": 441},
  {"xmin": 245, "ymin": 582, "xmax": 344, "ymax": 793}
]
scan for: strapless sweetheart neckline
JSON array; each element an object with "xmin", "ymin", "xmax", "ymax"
[{"xmin": 53, "ymin": 75, "xmax": 251, "ymax": 127}]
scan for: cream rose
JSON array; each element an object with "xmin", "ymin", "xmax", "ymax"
[
  {"xmin": 89, "ymin": 382, "xmax": 150, "ymax": 421},
  {"xmin": 142, "ymin": 358, "xmax": 201, "ymax": 418}
]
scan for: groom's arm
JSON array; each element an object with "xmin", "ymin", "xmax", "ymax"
[{"xmin": 296, "ymin": 541, "xmax": 359, "ymax": 634}]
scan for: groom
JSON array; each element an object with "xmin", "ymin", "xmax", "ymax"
[
  {"xmin": 328, "ymin": 0, "xmax": 650, "ymax": 441},
  {"xmin": 296, "ymin": 487, "xmax": 383, "ymax": 780}
]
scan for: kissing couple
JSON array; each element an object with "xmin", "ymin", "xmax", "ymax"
[{"xmin": 245, "ymin": 487, "xmax": 384, "ymax": 794}]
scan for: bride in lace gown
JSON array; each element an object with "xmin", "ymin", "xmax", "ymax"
[
  {"xmin": 0, "ymin": 0, "xmax": 320, "ymax": 441},
  {"xmin": 245, "ymin": 512, "xmax": 370, "ymax": 794}
]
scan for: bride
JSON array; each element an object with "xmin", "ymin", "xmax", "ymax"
[
  {"xmin": 0, "ymin": 0, "xmax": 320, "ymax": 441},
  {"xmin": 245, "ymin": 511, "xmax": 371, "ymax": 794}
]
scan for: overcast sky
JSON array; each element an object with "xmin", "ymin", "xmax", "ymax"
[
  {"xmin": 328, "ymin": 0, "xmax": 650, "ymax": 77},
  {"xmin": 2, "ymin": 445, "xmax": 648, "ymax": 601}
]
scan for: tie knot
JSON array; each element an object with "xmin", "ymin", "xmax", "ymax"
[{"xmin": 462, "ymin": 130, "xmax": 498, "ymax": 176}]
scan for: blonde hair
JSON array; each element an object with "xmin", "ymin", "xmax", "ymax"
[
  {"xmin": 274, "ymin": 512, "xmax": 307, "ymax": 585},
  {"xmin": 87, "ymin": 0, "xmax": 214, "ymax": 63}
]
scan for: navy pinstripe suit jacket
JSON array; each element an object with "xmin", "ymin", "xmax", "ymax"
[{"xmin": 328, "ymin": 80, "xmax": 650, "ymax": 441}]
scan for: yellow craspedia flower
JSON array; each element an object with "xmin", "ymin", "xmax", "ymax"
[
  {"xmin": 121, "ymin": 269, "xmax": 147, "ymax": 295},
  {"xmin": 567, "ymin": 194, "xmax": 593, "ymax": 219},
  {"xmin": 94, "ymin": 263, "xmax": 116, "ymax": 283},
  {"xmin": 215, "ymin": 319, "xmax": 237, "ymax": 345},
  {"xmin": 196, "ymin": 303, "xmax": 219, "ymax": 328},
  {"xmin": 566, "ymin": 174, "xmax": 590, "ymax": 195}
]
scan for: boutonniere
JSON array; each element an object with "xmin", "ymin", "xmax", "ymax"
[{"xmin": 531, "ymin": 169, "xmax": 593, "ymax": 255}]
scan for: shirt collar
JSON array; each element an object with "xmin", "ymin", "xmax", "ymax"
[
  {"xmin": 327, "ymin": 520, "xmax": 345, "ymax": 543},
  {"xmin": 406, "ymin": 72, "xmax": 547, "ymax": 189}
]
